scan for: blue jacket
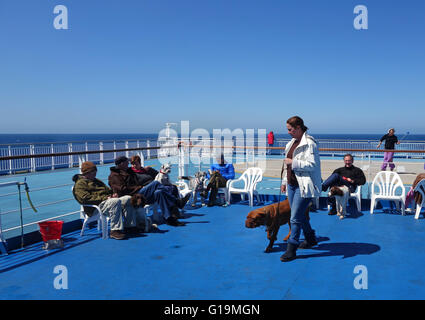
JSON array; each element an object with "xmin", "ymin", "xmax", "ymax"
[{"xmin": 207, "ymin": 163, "xmax": 235, "ymax": 180}]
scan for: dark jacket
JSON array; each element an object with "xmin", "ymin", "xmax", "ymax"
[
  {"xmin": 72, "ymin": 174, "xmax": 112, "ymax": 216},
  {"xmin": 131, "ymin": 167, "xmax": 159, "ymax": 187},
  {"xmin": 108, "ymin": 166, "xmax": 142, "ymax": 197},
  {"xmin": 332, "ymin": 165, "xmax": 366, "ymax": 186},
  {"xmin": 380, "ymin": 134, "xmax": 398, "ymax": 150}
]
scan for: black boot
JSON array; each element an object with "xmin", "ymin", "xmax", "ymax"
[
  {"xmin": 280, "ymin": 243, "xmax": 298, "ymax": 262},
  {"xmin": 177, "ymin": 193, "xmax": 191, "ymax": 209},
  {"xmin": 298, "ymin": 231, "xmax": 318, "ymax": 249}
]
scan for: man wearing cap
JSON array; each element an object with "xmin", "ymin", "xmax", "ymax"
[
  {"xmin": 108, "ymin": 156, "xmax": 188, "ymax": 226},
  {"xmin": 72, "ymin": 161, "xmax": 143, "ymax": 240}
]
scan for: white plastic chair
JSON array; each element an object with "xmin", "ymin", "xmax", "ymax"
[
  {"xmin": 327, "ymin": 185, "xmax": 362, "ymax": 212},
  {"xmin": 370, "ymin": 171, "xmax": 406, "ymax": 215},
  {"xmin": 228, "ymin": 167, "xmax": 263, "ymax": 206},
  {"xmin": 79, "ymin": 204, "xmax": 109, "ymax": 239},
  {"xmin": 413, "ymin": 179, "xmax": 425, "ymax": 220},
  {"xmin": 72, "ymin": 186, "xmax": 108, "ymax": 239}
]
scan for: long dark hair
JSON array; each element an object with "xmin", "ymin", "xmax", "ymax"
[{"xmin": 287, "ymin": 116, "xmax": 308, "ymax": 132}]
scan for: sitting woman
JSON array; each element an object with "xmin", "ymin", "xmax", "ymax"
[
  {"xmin": 130, "ymin": 155, "xmax": 159, "ymax": 187},
  {"xmin": 204, "ymin": 154, "xmax": 235, "ymax": 206},
  {"xmin": 130, "ymin": 155, "xmax": 181, "ymax": 199}
]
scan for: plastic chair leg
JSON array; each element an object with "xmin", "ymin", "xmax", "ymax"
[{"xmin": 415, "ymin": 204, "xmax": 422, "ymax": 219}]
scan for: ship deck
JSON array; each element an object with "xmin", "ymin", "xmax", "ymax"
[{"xmin": 0, "ymin": 156, "xmax": 424, "ymax": 300}]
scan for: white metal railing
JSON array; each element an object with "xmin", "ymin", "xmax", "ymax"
[
  {"xmin": 1, "ymin": 138, "xmax": 425, "ymax": 176},
  {"xmin": 0, "ymin": 139, "xmax": 159, "ymax": 175}
]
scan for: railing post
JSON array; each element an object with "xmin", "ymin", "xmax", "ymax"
[
  {"xmin": 30, "ymin": 144, "xmax": 36, "ymax": 172},
  {"xmin": 125, "ymin": 141, "xmax": 129, "ymax": 158},
  {"xmin": 99, "ymin": 142, "xmax": 104, "ymax": 165},
  {"xmin": 8, "ymin": 146, "xmax": 12, "ymax": 175},
  {"xmin": 147, "ymin": 140, "xmax": 151, "ymax": 159},
  {"xmin": 113, "ymin": 141, "xmax": 117, "ymax": 160},
  {"xmin": 68, "ymin": 143, "xmax": 73, "ymax": 168},
  {"xmin": 368, "ymin": 153, "xmax": 372, "ymax": 198},
  {"xmin": 51, "ymin": 144, "xmax": 55, "ymax": 170}
]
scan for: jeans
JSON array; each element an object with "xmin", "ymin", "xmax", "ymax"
[
  {"xmin": 287, "ymin": 184, "xmax": 315, "ymax": 246},
  {"xmin": 267, "ymin": 143, "xmax": 274, "ymax": 155},
  {"xmin": 99, "ymin": 198, "xmax": 124, "ymax": 231},
  {"xmin": 138, "ymin": 181, "xmax": 177, "ymax": 220},
  {"xmin": 322, "ymin": 173, "xmax": 356, "ymax": 193}
]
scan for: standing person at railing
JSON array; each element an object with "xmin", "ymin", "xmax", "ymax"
[
  {"xmin": 280, "ymin": 116, "xmax": 322, "ymax": 262},
  {"xmin": 267, "ymin": 131, "xmax": 275, "ymax": 155},
  {"xmin": 377, "ymin": 128, "xmax": 400, "ymax": 171}
]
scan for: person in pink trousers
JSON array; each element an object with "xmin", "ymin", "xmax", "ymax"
[{"xmin": 377, "ymin": 128, "xmax": 400, "ymax": 171}]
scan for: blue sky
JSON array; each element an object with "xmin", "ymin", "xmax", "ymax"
[{"xmin": 1, "ymin": 0, "xmax": 424, "ymax": 134}]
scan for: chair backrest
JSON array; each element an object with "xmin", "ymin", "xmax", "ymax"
[
  {"xmin": 371, "ymin": 171, "xmax": 405, "ymax": 198},
  {"xmin": 413, "ymin": 179, "xmax": 425, "ymax": 205},
  {"xmin": 240, "ymin": 167, "xmax": 263, "ymax": 190},
  {"xmin": 71, "ymin": 186, "xmax": 93, "ymax": 219}
]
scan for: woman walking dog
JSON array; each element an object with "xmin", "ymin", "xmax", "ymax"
[{"xmin": 280, "ymin": 116, "xmax": 322, "ymax": 262}]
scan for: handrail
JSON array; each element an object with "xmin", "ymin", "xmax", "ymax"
[
  {"xmin": 1, "ymin": 144, "xmax": 424, "ymax": 162},
  {"xmin": 0, "ymin": 137, "xmax": 155, "ymax": 147},
  {"xmin": 0, "ymin": 145, "xmax": 174, "ymax": 161}
]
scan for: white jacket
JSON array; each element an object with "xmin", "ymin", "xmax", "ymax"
[{"xmin": 282, "ymin": 132, "xmax": 322, "ymax": 198}]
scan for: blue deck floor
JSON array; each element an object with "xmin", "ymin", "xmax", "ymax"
[{"xmin": 1, "ymin": 195, "xmax": 424, "ymax": 300}]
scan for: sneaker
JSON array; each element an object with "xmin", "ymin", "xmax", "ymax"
[{"xmin": 110, "ymin": 230, "xmax": 126, "ymax": 240}]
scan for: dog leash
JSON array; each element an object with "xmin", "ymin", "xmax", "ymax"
[{"xmin": 276, "ymin": 158, "xmax": 286, "ymax": 218}]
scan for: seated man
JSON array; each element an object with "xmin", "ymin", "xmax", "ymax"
[
  {"xmin": 72, "ymin": 161, "xmax": 143, "ymax": 240},
  {"xmin": 321, "ymin": 154, "xmax": 366, "ymax": 215},
  {"xmin": 108, "ymin": 156, "xmax": 190, "ymax": 226},
  {"xmin": 204, "ymin": 154, "xmax": 235, "ymax": 207}
]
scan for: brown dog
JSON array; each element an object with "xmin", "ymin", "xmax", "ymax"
[
  {"xmin": 245, "ymin": 199, "xmax": 310, "ymax": 253},
  {"xmin": 130, "ymin": 194, "xmax": 146, "ymax": 208}
]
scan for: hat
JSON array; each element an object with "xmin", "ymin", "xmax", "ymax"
[
  {"xmin": 115, "ymin": 156, "xmax": 129, "ymax": 166},
  {"xmin": 81, "ymin": 161, "xmax": 97, "ymax": 175}
]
